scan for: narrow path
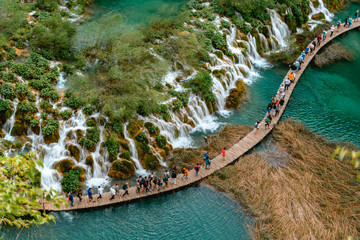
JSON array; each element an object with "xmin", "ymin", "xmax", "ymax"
[{"xmin": 41, "ymin": 21, "xmax": 360, "ymax": 211}]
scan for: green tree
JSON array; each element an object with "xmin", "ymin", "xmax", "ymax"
[{"xmin": 0, "ymin": 154, "xmax": 65, "ymax": 229}]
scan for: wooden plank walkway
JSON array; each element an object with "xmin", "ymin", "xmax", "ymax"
[{"xmin": 41, "ymin": 21, "xmax": 360, "ymax": 212}]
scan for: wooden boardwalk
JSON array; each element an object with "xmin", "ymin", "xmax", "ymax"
[{"xmin": 41, "ymin": 21, "xmax": 360, "ymax": 211}]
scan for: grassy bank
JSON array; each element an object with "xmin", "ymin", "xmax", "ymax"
[{"xmin": 207, "ymin": 119, "xmax": 359, "ymax": 239}]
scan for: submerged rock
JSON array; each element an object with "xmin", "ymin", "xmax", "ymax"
[
  {"xmin": 108, "ymin": 159, "xmax": 135, "ymax": 179},
  {"xmin": 314, "ymin": 43, "xmax": 355, "ymax": 67},
  {"xmin": 225, "ymin": 80, "xmax": 246, "ymax": 109}
]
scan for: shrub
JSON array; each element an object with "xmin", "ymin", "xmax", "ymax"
[
  {"xmin": 0, "ymin": 99, "xmax": 11, "ymax": 111},
  {"xmin": 85, "ymin": 127, "xmax": 100, "ymax": 149},
  {"xmin": 42, "ymin": 119, "xmax": 59, "ymax": 136},
  {"xmin": 136, "ymin": 132, "xmax": 148, "ymax": 144},
  {"xmin": 30, "ymin": 15, "xmax": 76, "ymax": 60},
  {"xmin": 85, "ymin": 118, "xmax": 96, "ymax": 127},
  {"xmin": 6, "ymin": 47, "xmax": 17, "ymax": 60},
  {"xmin": 64, "ymin": 91, "xmax": 82, "ymax": 109},
  {"xmin": 1, "ymin": 83, "xmax": 16, "ymax": 100},
  {"xmin": 60, "ymin": 110, "xmax": 73, "ymax": 120},
  {"xmin": 184, "ymin": 71, "xmax": 216, "ymax": 104},
  {"xmin": 105, "ymin": 134, "xmax": 120, "ymax": 162},
  {"xmin": 15, "ymin": 83, "xmax": 29, "ymax": 95},
  {"xmin": 30, "ymin": 119, "xmax": 40, "ymax": 128},
  {"xmin": 62, "ymin": 64, "xmax": 75, "ymax": 75},
  {"xmin": 156, "ymin": 135, "xmax": 167, "ymax": 149},
  {"xmin": 221, "ymin": 20, "xmax": 231, "ymax": 29},
  {"xmin": 83, "ymin": 105, "xmax": 93, "ymax": 115},
  {"xmin": 18, "ymin": 101, "xmax": 37, "ymax": 114},
  {"xmin": 1, "ymin": 71, "xmax": 16, "ymax": 82},
  {"xmin": 61, "ymin": 169, "xmax": 80, "ymax": 193},
  {"xmin": 40, "ymin": 87, "xmax": 59, "ymax": 102}
]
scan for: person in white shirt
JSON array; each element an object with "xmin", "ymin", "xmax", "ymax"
[
  {"xmin": 284, "ymin": 79, "xmax": 291, "ymax": 91},
  {"xmin": 97, "ymin": 186, "xmax": 103, "ymax": 199},
  {"xmin": 279, "ymin": 84, "xmax": 285, "ymax": 92},
  {"xmin": 330, "ymin": 26, "xmax": 334, "ymax": 37},
  {"xmin": 281, "ymin": 91, "xmax": 286, "ymax": 99},
  {"xmin": 110, "ymin": 186, "xmax": 116, "ymax": 200}
]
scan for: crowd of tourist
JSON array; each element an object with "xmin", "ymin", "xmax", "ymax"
[{"xmin": 66, "ymin": 11, "xmax": 359, "ymax": 208}]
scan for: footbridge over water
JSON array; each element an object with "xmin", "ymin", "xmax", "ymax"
[{"xmin": 40, "ymin": 21, "xmax": 360, "ymax": 211}]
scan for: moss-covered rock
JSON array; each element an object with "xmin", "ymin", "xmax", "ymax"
[
  {"xmin": 0, "ymin": 106, "xmax": 13, "ymax": 126},
  {"xmin": 108, "ymin": 159, "xmax": 135, "ymax": 179},
  {"xmin": 127, "ymin": 120, "xmax": 143, "ymax": 138},
  {"xmin": 142, "ymin": 153, "xmax": 161, "ymax": 170},
  {"xmin": 67, "ymin": 144, "xmax": 81, "ymax": 162},
  {"xmin": 54, "ymin": 158, "xmax": 75, "ymax": 175},
  {"xmin": 214, "ymin": 51, "xmax": 223, "ymax": 59},
  {"xmin": 44, "ymin": 130, "xmax": 60, "ymax": 144},
  {"xmin": 11, "ymin": 136, "xmax": 29, "ymax": 149},
  {"xmin": 72, "ymin": 165, "xmax": 86, "ymax": 182},
  {"xmin": 10, "ymin": 121, "xmax": 27, "ymax": 136},
  {"xmin": 311, "ymin": 12, "xmax": 325, "ymax": 21},
  {"xmin": 85, "ymin": 155, "xmax": 94, "ymax": 167},
  {"xmin": 225, "ymin": 80, "xmax": 246, "ymax": 109}
]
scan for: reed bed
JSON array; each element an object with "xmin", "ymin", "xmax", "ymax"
[{"xmin": 208, "ymin": 119, "xmax": 360, "ymax": 239}]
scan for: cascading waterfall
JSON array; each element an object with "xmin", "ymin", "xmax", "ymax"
[
  {"xmin": 308, "ymin": 0, "xmax": 334, "ymax": 30},
  {"xmin": 123, "ymin": 123, "xmax": 148, "ymax": 175},
  {"xmin": 3, "ymin": 99, "xmax": 18, "ymax": 141},
  {"xmin": 268, "ymin": 9, "xmax": 291, "ymax": 48}
]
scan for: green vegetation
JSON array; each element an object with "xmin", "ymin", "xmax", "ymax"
[
  {"xmin": 0, "ymin": 154, "xmax": 65, "ymax": 228},
  {"xmin": 184, "ymin": 71, "xmax": 216, "ymax": 104},
  {"xmin": 61, "ymin": 169, "xmax": 81, "ymax": 193},
  {"xmin": 42, "ymin": 119, "xmax": 59, "ymax": 136},
  {"xmin": 84, "ymin": 127, "xmax": 100, "ymax": 149},
  {"xmin": 105, "ymin": 134, "xmax": 120, "ymax": 162}
]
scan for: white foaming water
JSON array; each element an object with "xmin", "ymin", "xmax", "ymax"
[
  {"xmin": 123, "ymin": 123, "xmax": 148, "ymax": 176},
  {"xmin": 3, "ymin": 99, "xmax": 18, "ymax": 141},
  {"xmin": 268, "ymin": 9, "xmax": 291, "ymax": 48},
  {"xmin": 309, "ymin": 0, "xmax": 334, "ymax": 30}
]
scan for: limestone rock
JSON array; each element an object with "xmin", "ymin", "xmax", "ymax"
[
  {"xmin": 225, "ymin": 80, "xmax": 246, "ymax": 109},
  {"xmin": 108, "ymin": 159, "xmax": 135, "ymax": 179}
]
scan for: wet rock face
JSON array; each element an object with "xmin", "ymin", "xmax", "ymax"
[
  {"xmin": 54, "ymin": 158, "xmax": 75, "ymax": 175},
  {"xmin": 311, "ymin": 12, "xmax": 325, "ymax": 20},
  {"xmin": 314, "ymin": 43, "xmax": 355, "ymax": 67},
  {"xmin": 66, "ymin": 144, "xmax": 81, "ymax": 162},
  {"xmin": 10, "ymin": 121, "xmax": 28, "ymax": 136},
  {"xmin": 44, "ymin": 131, "xmax": 60, "ymax": 144},
  {"xmin": 225, "ymin": 80, "xmax": 246, "ymax": 109},
  {"xmin": 108, "ymin": 159, "xmax": 135, "ymax": 179}
]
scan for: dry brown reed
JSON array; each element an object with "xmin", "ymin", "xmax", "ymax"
[{"xmin": 208, "ymin": 119, "xmax": 360, "ymax": 240}]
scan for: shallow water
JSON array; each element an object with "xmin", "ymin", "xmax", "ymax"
[{"xmin": 1, "ymin": 184, "xmax": 251, "ymax": 240}]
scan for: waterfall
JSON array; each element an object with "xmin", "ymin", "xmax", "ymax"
[
  {"xmin": 123, "ymin": 123, "xmax": 148, "ymax": 175},
  {"xmin": 309, "ymin": 0, "xmax": 333, "ymax": 22},
  {"xmin": 268, "ymin": 9, "xmax": 291, "ymax": 48},
  {"xmin": 3, "ymin": 99, "xmax": 18, "ymax": 141}
]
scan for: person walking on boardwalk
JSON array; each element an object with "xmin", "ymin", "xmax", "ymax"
[
  {"xmin": 77, "ymin": 190, "xmax": 82, "ymax": 202},
  {"xmin": 265, "ymin": 116, "xmax": 271, "ymax": 130},
  {"xmin": 136, "ymin": 179, "xmax": 141, "ymax": 193},
  {"xmin": 194, "ymin": 163, "xmax": 201, "ymax": 176},
  {"xmin": 295, "ymin": 60, "xmax": 301, "ymax": 70},
  {"xmin": 305, "ymin": 46, "xmax": 309, "ymax": 56},
  {"xmin": 279, "ymin": 84, "xmax": 285, "ymax": 93},
  {"xmin": 163, "ymin": 174, "xmax": 169, "ymax": 187},
  {"xmin": 144, "ymin": 177, "xmax": 149, "ymax": 193},
  {"xmin": 267, "ymin": 103, "xmax": 272, "ymax": 115},
  {"xmin": 87, "ymin": 188, "xmax": 93, "ymax": 202},
  {"xmin": 114, "ymin": 183, "xmax": 120, "ymax": 196},
  {"xmin": 348, "ymin": 17, "xmax": 353, "ymax": 27},
  {"xmin": 123, "ymin": 183, "xmax": 129, "ymax": 196},
  {"xmin": 312, "ymin": 38, "xmax": 317, "ymax": 50},
  {"xmin": 355, "ymin": 10, "xmax": 359, "ymax": 22},
  {"xmin": 204, "ymin": 155, "xmax": 211, "ymax": 169},
  {"xmin": 288, "ymin": 72, "xmax": 295, "ymax": 83},
  {"xmin": 183, "ymin": 167, "xmax": 189, "ymax": 178},
  {"xmin": 171, "ymin": 168, "xmax": 177, "ymax": 184},
  {"xmin": 285, "ymin": 78, "xmax": 290, "ymax": 91},
  {"xmin": 110, "ymin": 186, "xmax": 116, "ymax": 200},
  {"xmin": 221, "ymin": 148, "xmax": 226, "ymax": 161},
  {"xmin": 254, "ymin": 120, "xmax": 260, "ymax": 135},
  {"xmin": 97, "ymin": 186, "xmax": 103, "ymax": 199},
  {"xmin": 322, "ymin": 29, "xmax": 327, "ymax": 41},
  {"xmin": 279, "ymin": 98, "xmax": 285, "ymax": 110},
  {"xmin": 68, "ymin": 191, "xmax": 74, "ymax": 207},
  {"xmin": 280, "ymin": 91, "xmax": 286, "ymax": 100},
  {"xmin": 337, "ymin": 20, "xmax": 341, "ymax": 31},
  {"xmin": 317, "ymin": 34, "xmax": 322, "ymax": 46},
  {"xmin": 330, "ymin": 26, "xmax": 334, "ymax": 37},
  {"xmin": 344, "ymin": 16, "xmax": 349, "ymax": 27}
]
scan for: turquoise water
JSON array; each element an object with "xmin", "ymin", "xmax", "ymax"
[
  {"xmin": 1, "ymin": 185, "xmax": 251, "ymax": 240},
  {"xmin": 3, "ymin": 2, "xmax": 360, "ymax": 239},
  {"xmin": 192, "ymin": 4, "xmax": 360, "ymax": 146}
]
